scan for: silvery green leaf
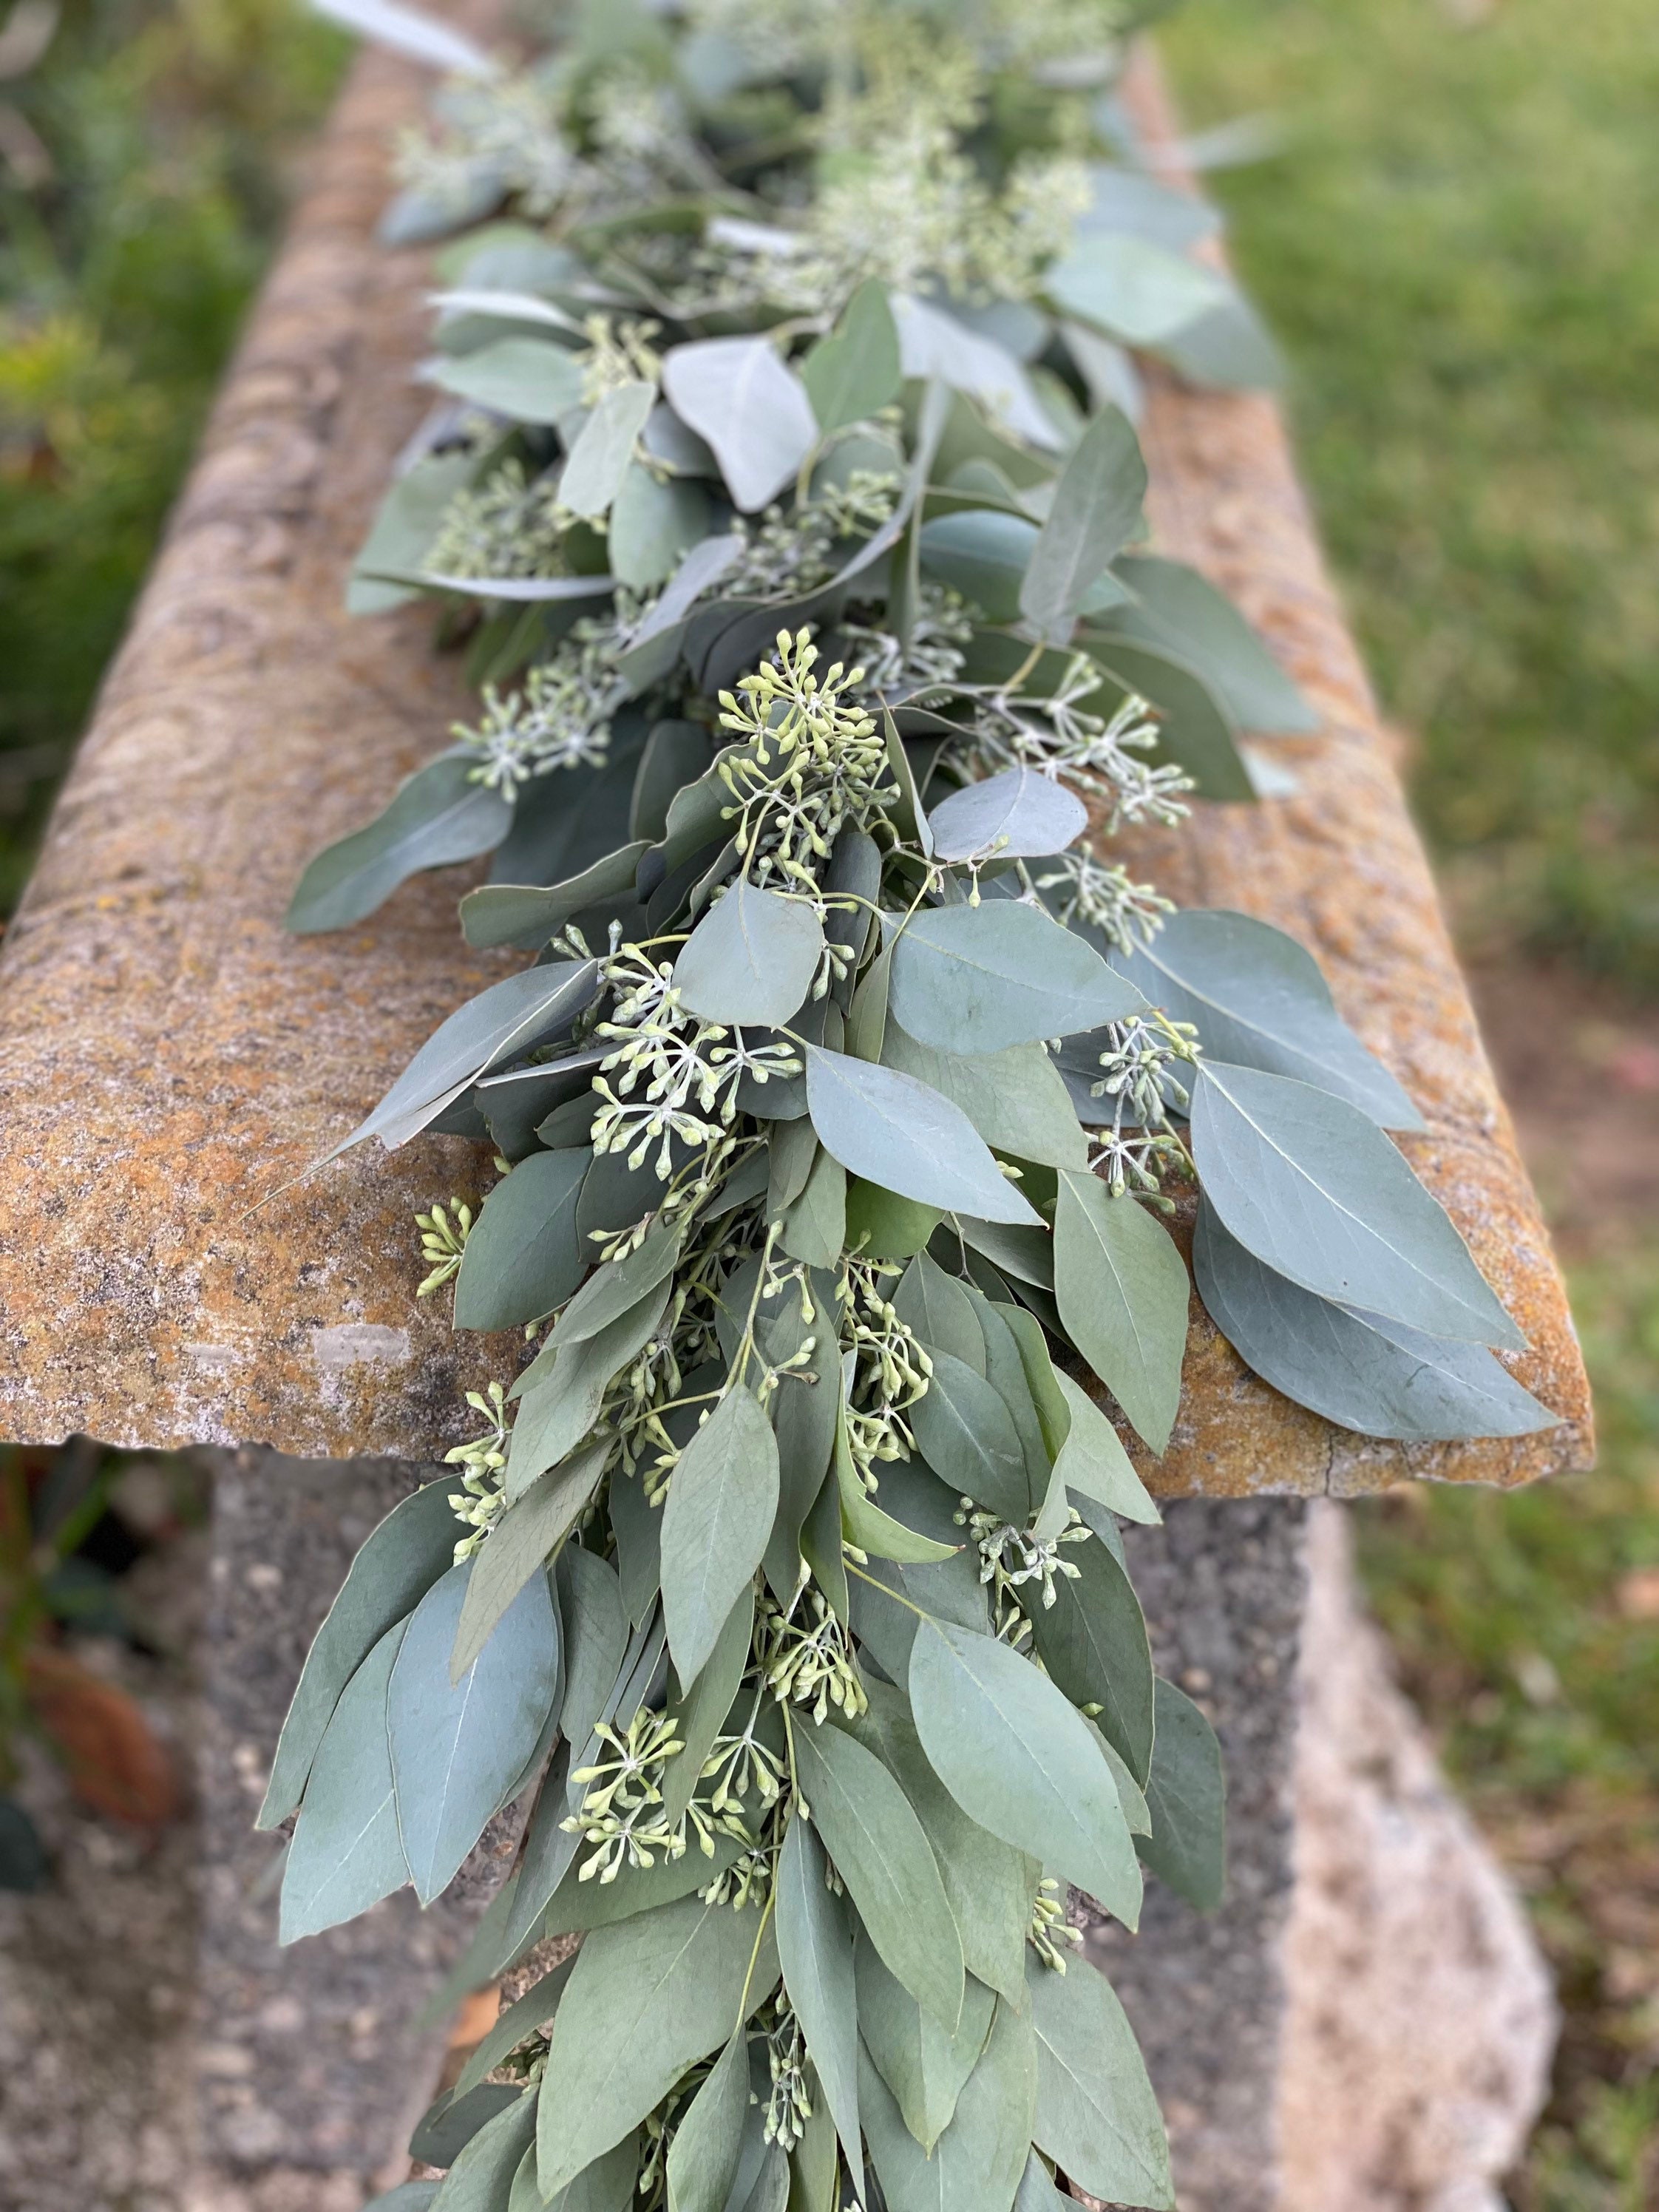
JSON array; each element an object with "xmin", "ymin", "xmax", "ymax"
[
  {"xmin": 1079, "ymin": 166, "xmax": 1220, "ymax": 250},
  {"xmin": 454, "ymin": 1148, "xmax": 589, "ymax": 1331},
  {"xmin": 836, "ymin": 1394, "xmax": 960, "ymax": 1567},
  {"xmin": 909, "ymin": 1349, "xmax": 1028, "ymax": 1522},
  {"xmin": 803, "ymin": 278, "xmax": 903, "ymax": 432},
  {"xmin": 1060, "ymin": 321, "xmax": 1144, "ymax": 422},
  {"xmin": 1192, "ymin": 1200, "xmax": 1554, "ymax": 1439},
  {"xmin": 659, "ymin": 1384, "xmax": 779, "ymax": 1683},
  {"xmin": 1118, "ymin": 909, "xmax": 1422, "ymax": 1130},
  {"xmin": 661, "ymin": 337, "xmax": 818, "ymax": 512},
  {"xmin": 389, "ymin": 1561, "xmax": 560, "ymax": 1904},
  {"xmin": 1028, "ymin": 1953, "xmax": 1173, "ymax": 2210},
  {"xmin": 286, "ymin": 753, "xmax": 512, "ymax": 934},
  {"xmin": 430, "ymin": 286, "xmax": 586, "ymax": 335},
  {"xmin": 451, "ymin": 1441, "xmax": 605, "ymax": 1681},
  {"xmin": 856, "ymin": 1930, "xmax": 996, "ymax": 2151},
  {"xmin": 411, "ymin": 2085, "xmax": 523, "ymax": 2172},
  {"xmin": 1190, "ymin": 1062, "xmax": 1525, "ymax": 1348},
  {"xmin": 660, "ymin": 1587, "xmax": 751, "ymax": 1828},
  {"xmin": 429, "ymin": 336, "xmax": 587, "ymax": 424},
  {"xmin": 549, "ymin": 1221, "xmax": 685, "ymax": 1353},
  {"xmin": 362, "ymin": 2185, "xmax": 440, "ymax": 2211},
  {"xmin": 1083, "ymin": 634, "xmax": 1255, "ymax": 801},
  {"xmin": 892, "ymin": 291, "xmax": 1063, "ymax": 452},
  {"xmin": 535, "ymin": 1895, "xmax": 777, "ymax": 2196},
  {"xmin": 664, "ymin": 2031, "xmax": 748, "ymax": 2212},
  {"xmin": 799, "ymin": 1458, "xmax": 849, "ymax": 1625},
  {"xmin": 279, "ymin": 1619, "xmax": 410, "ymax": 1942},
  {"xmin": 348, "ymin": 450, "xmax": 475, "ymax": 615},
  {"xmin": 881, "ymin": 1028, "xmax": 1087, "ymax": 1174},
  {"xmin": 1053, "ymin": 1170, "xmax": 1189, "ymax": 1455},
  {"xmin": 559, "ymin": 379, "xmax": 655, "ymax": 520},
  {"xmin": 775, "ymin": 1815, "xmax": 864, "ymax": 2197},
  {"xmin": 804, "ymin": 1046, "xmax": 1041, "ymax": 1227},
  {"xmin": 1020, "ymin": 408, "xmax": 1147, "ymax": 645},
  {"xmin": 506, "ymin": 1283, "xmax": 671, "ymax": 1499},
  {"xmin": 788, "ymin": 2103, "xmax": 838, "ymax": 2212},
  {"xmin": 1159, "ymin": 282, "xmax": 1284, "ymax": 390},
  {"xmin": 640, "ymin": 396, "xmax": 716, "ymax": 476},
  {"xmin": 462, "ymin": 842, "xmax": 650, "ymax": 951},
  {"xmin": 430, "ymin": 2087, "xmax": 536, "ymax": 2209},
  {"xmin": 780, "ymin": 1145, "xmax": 846, "ymax": 1269},
  {"xmin": 1136, "ymin": 1677, "xmax": 1226, "ymax": 1913},
  {"xmin": 890, "ymin": 902, "xmax": 1139, "ymax": 1054},
  {"xmin": 767, "ymin": 1116, "xmax": 818, "ymax": 1218},
  {"xmin": 790, "ymin": 1720, "xmax": 963, "ymax": 2029},
  {"xmin": 1013, "ymin": 2151, "xmax": 1071, "ymax": 2212},
  {"xmin": 908, "ymin": 1618, "xmax": 1141, "ymax": 1928},
  {"xmin": 1051, "ymin": 1372, "xmax": 1160, "ymax": 1526},
  {"xmin": 609, "ymin": 464, "xmax": 711, "ymax": 592},
  {"xmin": 759, "ymin": 1276, "xmax": 841, "ymax": 1597},
  {"xmin": 632, "ymin": 722, "xmax": 713, "ymax": 845},
  {"xmin": 858, "ymin": 1998, "xmax": 1037, "ymax": 2212},
  {"xmin": 1108, "ymin": 555, "xmax": 1316, "ymax": 734},
  {"xmin": 971, "ymin": 1299, "xmax": 1050, "ymax": 1510},
  {"xmin": 917, "ymin": 508, "xmax": 1040, "ymax": 624},
  {"xmin": 849, "ymin": 1679, "xmax": 1035, "ymax": 2008},
  {"xmin": 985, "ymin": 1299, "xmax": 1071, "ymax": 1465},
  {"xmin": 1043, "ymin": 232, "xmax": 1232, "ymax": 348},
  {"xmin": 259, "ymin": 1480, "xmax": 459, "ymax": 1828},
  {"xmin": 511, "ymin": 2134, "xmax": 638, "ymax": 2212},
  {"xmin": 540, "ymin": 1832, "xmax": 747, "ymax": 1941},
  {"xmin": 676, "ymin": 878, "xmax": 826, "ymax": 1027},
  {"xmin": 311, "ymin": 0, "xmax": 495, "ymax": 73},
  {"xmin": 927, "ymin": 768, "xmax": 1088, "ymax": 866},
  {"xmin": 895, "ymin": 1252, "xmax": 985, "ymax": 1375},
  {"xmin": 455, "ymin": 1959, "xmax": 574, "ymax": 2099},
  {"xmin": 1022, "ymin": 1534, "xmax": 1154, "ymax": 1785},
  {"xmin": 344, "ymin": 961, "xmax": 600, "ymax": 1153},
  {"xmin": 843, "ymin": 1178, "xmax": 944, "ymax": 1261}
]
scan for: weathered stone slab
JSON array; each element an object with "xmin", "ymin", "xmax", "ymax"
[{"xmin": 0, "ymin": 41, "xmax": 1589, "ymax": 1495}]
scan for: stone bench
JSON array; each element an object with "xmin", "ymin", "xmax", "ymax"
[{"xmin": 0, "ymin": 32, "xmax": 1588, "ymax": 2212}]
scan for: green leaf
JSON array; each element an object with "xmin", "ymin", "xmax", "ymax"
[
  {"xmin": 849, "ymin": 1680, "xmax": 1034, "ymax": 2008},
  {"xmin": 799, "ymin": 1460, "xmax": 849, "ymax": 1624},
  {"xmin": 676, "ymin": 878, "xmax": 826, "ymax": 1027},
  {"xmin": 505, "ymin": 1283, "xmax": 671, "ymax": 1500},
  {"xmin": 859, "ymin": 1998, "xmax": 1037, "ymax": 2212},
  {"xmin": 388, "ymin": 1561, "xmax": 560, "ymax": 1904},
  {"xmin": 661, "ymin": 336, "xmax": 818, "ymax": 512},
  {"xmin": 892, "ymin": 292, "xmax": 1062, "ymax": 453},
  {"xmin": 881, "ymin": 1028, "xmax": 1086, "ymax": 1174},
  {"xmin": 909, "ymin": 1618, "xmax": 1141, "ymax": 1927},
  {"xmin": 412, "ymin": 2085, "xmax": 523, "ymax": 2171},
  {"xmin": 843, "ymin": 1178, "xmax": 943, "ymax": 1261},
  {"xmin": 895, "ymin": 1253, "xmax": 985, "ymax": 1374},
  {"xmin": 362, "ymin": 2186, "xmax": 441, "ymax": 2212},
  {"xmin": 917, "ymin": 509, "xmax": 1042, "ymax": 624},
  {"xmin": 1022, "ymin": 1534, "xmax": 1154, "ymax": 1785},
  {"xmin": 803, "ymin": 278, "xmax": 903, "ymax": 432},
  {"xmin": 1083, "ymin": 634, "xmax": 1254, "ymax": 801},
  {"xmin": 1118, "ymin": 909, "xmax": 1420, "ymax": 1129},
  {"xmin": 835, "ymin": 1395, "xmax": 960, "ymax": 1566},
  {"xmin": 279, "ymin": 1620, "xmax": 410, "ymax": 1942},
  {"xmin": 535, "ymin": 1895, "xmax": 777, "ymax": 2196},
  {"xmin": 909, "ymin": 1350, "xmax": 1029, "ymax": 1522},
  {"xmin": 455, "ymin": 1961, "xmax": 575, "ymax": 2099},
  {"xmin": 759, "ymin": 1279, "xmax": 841, "ymax": 1599},
  {"xmin": 780, "ymin": 1147, "xmax": 847, "ymax": 1269},
  {"xmin": 661, "ymin": 1586, "xmax": 753, "ymax": 1828},
  {"xmin": 889, "ymin": 903, "xmax": 1139, "ymax": 1055},
  {"xmin": 1043, "ymin": 233, "xmax": 1231, "ymax": 348},
  {"xmin": 926, "ymin": 768, "xmax": 1087, "ymax": 866},
  {"xmin": 856, "ymin": 1931, "xmax": 996, "ymax": 2151},
  {"xmin": 1158, "ymin": 285, "xmax": 1285, "ymax": 391},
  {"xmin": 286, "ymin": 754, "xmax": 512, "ymax": 933},
  {"xmin": 665, "ymin": 2032, "xmax": 749, "ymax": 2212},
  {"xmin": 1020, "ymin": 408, "xmax": 1147, "ymax": 645},
  {"xmin": 560, "ymin": 379, "xmax": 655, "ymax": 520},
  {"xmin": 512, "ymin": 2134, "xmax": 639, "ymax": 2212},
  {"xmin": 1193, "ymin": 1200, "xmax": 1553, "ymax": 1441},
  {"xmin": 610, "ymin": 464, "xmax": 713, "ymax": 592},
  {"xmin": 1136, "ymin": 1677, "xmax": 1226, "ymax": 1913},
  {"xmin": 548, "ymin": 1221, "xmax": 686, "ymax": 1354},
  {"xmin": 1013, "ymin": 2151, "xmax": 1071, "ymax": 2212},
  {"xmin": 988, "ymin": 1300, "xmax": 1071, "ymax": 1465},
  {"xmin": 452, "ymin": 1441, "xmax": 605, "ymax": 1681},
  {"xmin": 775, "ymin": 1815, "xmax": 864, "ymax": 2197},
  {"xmin": 787, "ymin": 2101, "xmax": 838, "ymax": 2212},
  {"xmin": 1028, "ymin": 1953, "xmax": 1172, "ymax": 2210},
  {"xmin": 460, "ymin": 843, "xmax": 649, "ymax": 952},
  {"xmin": 660, "ymin": 1385, "xmax": 780, "ymax": 1683},
  {"xmin": 804, "ymin": 1048, "xmax": 1040, "ymax": 1227},
  {"xmin": 429, "ymin": 336, "xmax": 588, "ymax": 424},
  {"xmin": 1190, "ymin": 1062, "xmax": 1525, "ymax": 1348},
  {"xmin": 1109, "ymin": 555, "xmax": 1317, "ymax": 734},
  {"xmin": 347, "ymin": 449, "xmax": 475, "ymax": 615},
  {"xmin": 455, "ymin": 1150, "xmax": 590, "ymax": 1331},
  {"xmin": 432, "ymin": 2087, "xmax": 537, "ymax": 2210},
  {"xmin": 259, "ymin": 1481, "xmax": 459, "ymax": 1828},
  {"xmin": 1053, "ymin": 1170, "xmax": 1189, "ymax": 1454},
  {"xmin": 1051, "ymin": 1372, "xmax": 1160, "ymax": 1525},
  {"xmin": 790, "ymin": 1721, "xmax": 963, "ymax": 2029}
]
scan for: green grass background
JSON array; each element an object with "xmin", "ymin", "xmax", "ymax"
[{"xmin": 0, "ymin": 0, "xmax": 1655, "ymax": 2202}]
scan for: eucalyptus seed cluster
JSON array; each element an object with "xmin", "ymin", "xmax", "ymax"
[
  {"xmin": 971, "ymin": 658, "xmax": 1194, "ymax": 831},
  {"xmin": 443, "ymin": 1382, "xmax": 512, "ymax": 1562},
  {"xmin": 722, "ymin": 470, "xmax": 903, "ymax": 603},
  {"xmin": 1089, "ymin": 1011, "xmax": 1201, "ymax": 1202},
  {"xmin": 1037, "ymin": 848, "xmax": 1173, "ymax": 954},
  {"xmin": 838, "ymin": 1260, "xmax": 934, "ymax": 1484},
  {"xmin": 959, "ymin": 1499, "xmax": 1092, "ymax": 1640},
  {"xmin": 414, "ymin": 1198, "xmax": 472, "ymax": 1297},
  {"xmin": 425, "ymin": 457, "xmax": 569, "ymax": 583},
  {"xmin": 454, "ymin": 612, "xmax": 637, "ymax": 790}
]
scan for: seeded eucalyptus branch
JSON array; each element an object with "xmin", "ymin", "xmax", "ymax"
[{"xmin": 268, "ymin": 1, "xmax": 1558, "ymax": 2207}]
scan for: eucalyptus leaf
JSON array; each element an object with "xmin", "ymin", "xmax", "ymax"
[
  {"xmin": 843, "ymin": 1178, "xmax": 945, "ymax": 1261},
  {"xmin": 659, "ymin": 1385, "xmax": 780, "ymax": 1683},
  {"xmin": 1190, "ymin": 1062, "xmax": 1525, "ymax": 1348},
  {"xmin": 676, "ymin": 878, "xmax": 826, "ymax": 1027},
  {"xmin": 759, "ymin": 1276, "xmax": 841, "ymax": 1597},
  {"xmin": 1136, "ymin": 1677, "xmax": 1226, "ymax": 1913},
  {"xmin": 454, "ymin": 1149, "xmax": 590, "ymax": 1331},
  {"xmin": 858, "ymin": 1998, "xmax": 1037, "ymax": 2212},
  {"xmin": 908, "ymin": 1617, "xmax": 1141, "ymax": 1927},
  {"xmin": 926, "ymin": 768, "xmax": 1087, "ymax": 865},
  {"xmin": 1043, "ymin": 232, "xmax": 1231, "ymax": 349},
  {"xmin": 881, "ymin": 1028, "xmax": 1087, "ymax": 1174},
  {"xmin": 1022, "ymin": 1533, "xmax": 1155, "ymax": 1785},
  {"xmin": 1053, "ymin": 1170, "xmax": 1189, "ymax": 1455},
  {"xmin": 660, "ymin": 1586, "xmax": 752, "ymax": 1829},
  {"xmin": 780, "ymin": 1147, "xmax": 847, "ymax": 1270},
  {"xmin": 347, "ymin": 449, "xmax": 476, "ymax": 616},
  {"xmin": 895, "ymin": 1252, "xmax": 985, "ymax": 1375},
  {"xmin": 388, "ymin": 1561, "xmax": 561, "ymax": 1903},
  {"xmin": 279, "ymin": 1619, "xmax": 410, "ymax": 1943},
  {"xmin": 1028, "ymin": 1953, "xmax": 1173, "ymax": 2211},
  {"xmin": 1020, "ymin": 407, "xmax": 1146, "ymax": 645},
  {"xmin": 889, "ymin": 901, "xmax": 1139, "ymax": 1053},
  {"xmin": 856, "ymin": 1930, "xmax": 996, "ymax": 2151},
  {"xmin": 892, "ymin": 292, "xmax": 1062, "ymax": 453},
  {"xmin": 512, "ymin": 2134, "xmax": 639, "ymax": 2212},
  {"xmin": 908, "ymin": 1350, "xmax": 1028, "ymax": 1522},
  {"xmin": 461, "ymin": 843, "xmax": 650, "ymax": 951},
  {"xmin": 803, "ymin": 278, "xmax": 903, "ymax": 432},
  {"xmin": 665, "ymin": 2031, "xmax": 748, "ymax": 2212},
  {"xmin": 287, "ymin": 753, "xmax": 512, "ymax": 933},
  {"xmin": 455, "ymin": 1959, "xmax": 574, "ymax": 2099},
  {"xmin": 411, "ymin": 2085, "xmax": 524, "ymax": 2173},
  {"xmin": 431, "ymin": 2087, "xmax": 537, "ymax": 2211},
  {"xmin": 1109, "ymin": 555, "xmax": 1317, "ymax": 734},
  {"xmin": 560, "ymin": 379, "xmax": 655, "ymax": 520},
  {"xmin": 775, "ymin": 1814, "xmax": 864, "ymax": 2196},
  {"xmin": 506, "ymin": 1283, "xmax": 671, "ymax": 1499},
  {"xmin": 430, "ymin": 336, "xmax": 588, "ymax": 424},
  {"xmin": 1051, "ymin": 1371, "xmax": 1160, "ymax": 1525},
  {"xmin": 804, "ymin": 1047, "xmax": 1041, "ymax": 1227},
  {"xmin": 452, "ymin": 1442, "xmax": 604, "ymax": 1680},
  {"xmin": 661, "ymin": 337, "xmax": 818, "ymax": 512}
]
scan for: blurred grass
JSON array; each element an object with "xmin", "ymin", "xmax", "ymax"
[
  {"xmin": 1161, "ymin": 6, "xmax": 1659, "ymax": 2199},
  {"xmin": 1162, "ymin": 0, "xmax": 1659, "ymax": 991},
  {"xmin": 0, "ymin": 0, "xmax": 345, "ymax": 910}
]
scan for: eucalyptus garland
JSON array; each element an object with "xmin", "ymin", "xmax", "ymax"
[{"xmin": 264, "ymin": 4, "xmax": 1557, "ymax": 2208}]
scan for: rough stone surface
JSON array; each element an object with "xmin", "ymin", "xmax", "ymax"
[
  {"xmin": 0, "ymin": 39, "xmax": 1589, "ymax": 1493},
  {"xmin": 1278, "ymin": 1503, "xmax": 1557, "ymax": 2212},
  {"xmin": 1083, "ymin": 1499, "xmax": 1308, "ymax": 2212}
]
